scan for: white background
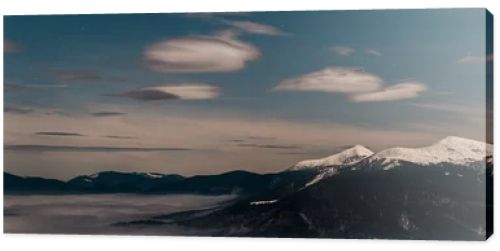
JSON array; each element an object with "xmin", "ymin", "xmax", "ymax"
[{"xmin": 0, "ymin": 0, "xmax": 498, "ymax": 250}]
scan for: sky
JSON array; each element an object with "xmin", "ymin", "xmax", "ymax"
[{"xmin": 3, "ymin": 9, "xmax": 492, "ymax": 179}]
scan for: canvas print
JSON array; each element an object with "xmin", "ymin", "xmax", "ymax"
[{"xmin": 3, "ymin": 9, "xmax": 493, "ymax": 240}]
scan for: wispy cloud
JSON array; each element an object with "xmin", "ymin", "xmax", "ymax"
[
  {"xmin": 412, "ymin": 102, "xmax": 480, "ymax": 115},
  {"xmin": 4, "ymin": 106, "xmax": 35, "ymax": 114},
  {"xmin": 332, "ymin": 46, "xmax": 382, "ymax": 57},
  {"xmin": 247, "ymin": 136, "xmax": 276, "ymax": 140},
  {"xmin": 46, "ymin": 109, "xmax": 69, "ymax": 117},
  {"xmin": 221, "ymin": 20, "xmax": 288, "ymax": 36},
  {"xmin": 331, "ymin": 46, "xmax": 355, "ymax": 56},
  {"xmin": 55, "ymin": 70, "xmax": 102, "ymax": 82},
  {"xmin": 103, "ymin": 135, "xmax": 136, "ymax": 140},
  {"xmin": 188, "ymin": 12, "xmax": 286, "ymax": 36},
  {"xmin": 366, "ymin": 48, "xmax": 382, "ymax": 56},
  {"xmin": 5, "ymin": 144, "xmax": 191, "ymax": 153},
  {"xmin": 457, "ymin": 54, "xmax": 493, "ymax": 64},
  {"xmin": 274, "ymin": 67, "xmax": 428, "ymax": 103},
  {"xmin": 351, "ymin": 82, "xmax": 427, "ymax": 103},
  {"xmin": 4, "ymin": 105, "xmax": 66, "ymax": 116},
  {"xmin": 143, "ymin": 32, "xmax": 259, "ymax": 73},
  {"xmin": 225, "ymin": 136, "xmax": 277, "ymax": 145},
  {"xmin": 227, "ymin": 135, "xmax": 295, "ymax": 150},
  {"xmin": 235, "ymin": 143, "xmax": 302, "ymax": 150},
  {"xmin": 5, "ymin": 82, "xmax": 68, "ymax": 90},
  {"xmin": 35, "ymin": 132, "xmax": 86, "ymax": 137},
  {"xmin": 273, "ymin": 67, "xmax": 383, "ymax": 93},
  {"xmin": 91, "ymin": 112, "xmax": 127, "ymax": 117},
  {"xmin": 227, "ymin": 139, "xmax": 245, "ymax": 143},
  {"xmin": 116, "ymin": 84, "xmax": 221, "ymax": 101},
  {"xmin": 115, "ymin": 89, "xmax": 179, "ymax": 101}
]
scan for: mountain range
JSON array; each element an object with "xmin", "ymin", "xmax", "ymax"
[
  {"xmin": 5, "ymin": 136, "xmax": 491, "ymax": 195},
  {"xmin": 5, "ymin": 165, "xmax": 317, "ymax": 196},
  {"xmin": 4, "ymin": 136, "xmax": 493, "ymax": 240},
  {"xmin": 122, "ymin": 136, "xmax": 492, "ymax": 240}
]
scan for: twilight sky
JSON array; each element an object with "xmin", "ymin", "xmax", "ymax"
[{"xmin": 3, "ymin": 9, "xmax": 492, "ymax": 179}]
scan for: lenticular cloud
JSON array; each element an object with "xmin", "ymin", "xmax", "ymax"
[
  {"xmin": 143, "ymin": 34, "xmax": 260, "ymax": 73},
  {"xmin": 350, "ymin": 81, "xmax": 427, "ymax": 103},
  {"xmin": 123, "ymin": 84, "xmax": 221, "ymax": 101},
  {"xmin": 274, "ymin": 67, "xmax": 383, "ymax": 94},
  {"xmin": 274, "ymin": 67, "xmax": 428, "ymax": 103}
]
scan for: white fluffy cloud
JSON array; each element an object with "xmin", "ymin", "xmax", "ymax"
[
  {"xmin": 143, "ymin": 33, "xmax": 260, "ymax": 73},
  {"xmin": 351, "ymin": 82, "xmax": 428, "ymax": 103},
  {"xmin": 123, "ymin": 84, "xmax": 221, "ymax": 101},
  {"xmin": 331, "ymin": 46, "xmax": 355, "ymax": 56},
  {"xmin": 274, "ymin": 67, "xmax": 428, "ymax": 103},
  {"xmin": 221, "ymin": 20, "xmax": 287, "ymax": 36},
  {"xmin": 273, "ymin": 67, "xmax": 383, "ymax": 93}
]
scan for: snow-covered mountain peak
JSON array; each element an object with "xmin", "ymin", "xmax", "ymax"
[
  {"xmin": 288, "ymin": 145, "xmax": 374, "ymax": 171},
  {"xmin": 346, "ymin": 145, "xmax": 374, "ymax": 156},
  {"xmin": 436, "ymin": 136, "xmax": 487, "ymax": 149},
  {"xmin": 369, "ymin": 136, "xmax": 492, "ymax": 169}
]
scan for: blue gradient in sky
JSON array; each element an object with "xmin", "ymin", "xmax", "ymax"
[{"xmin": 5, "ymin": 10, "xmax": 487, "ymax": 128}]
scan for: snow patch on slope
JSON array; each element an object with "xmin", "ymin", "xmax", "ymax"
[
  {"xmin": 142, "ymin": 172, "xmax": 164, "ymax": 179},
  {"xmin": 250, "ymin": 200, "xmax": 278, "ymax": 206},
  {"xmin": 304, "ymin": 168, "xmax": 339, "ymax": 188}
]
